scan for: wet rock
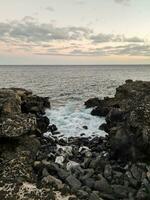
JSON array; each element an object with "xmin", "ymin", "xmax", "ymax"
[
  {"xmin": 37, "ymin": 116, "xmax": 50, "ymax": 133},
  {"xmin": 84, "ymin": 98, "xmax": 101, "ymax": 108},
  {"xmin": 21, "ymin": 95, "xmax": 50, "ymax": 115},
  {"xmin": 99, "ymin": 123, "xmax": 109, "ymax": 132},
  {"xmin": 91, "ymin": 106, "xmax": 109, "ymax": 117},
  {"xmin": 83, "ymin": 126, "xmax": 88, "ymax": 130},
  {"xmin": 48, "ymin": 124, "xmax": 58, "ymax": 133}
]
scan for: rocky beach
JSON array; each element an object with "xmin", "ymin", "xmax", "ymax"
[{"xmin": 0, "ymin": 80, "xmax": 150, "ymax": 200}]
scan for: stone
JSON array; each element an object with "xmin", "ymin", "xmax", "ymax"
[
  {"xmin": 89, "ymin": 191, "xmax": 103, "ymax": 200},
  {"xmin": 84, "ymin": 98, "xmax": 101, "ymax": 108},
  {"xmin": 94, "ymin": 174, "xmax": 112, "ymax": 194},
  {"xmin": 104, "ymin": 164, "xmax": 112, "ymax": 181},
  {"xmin": 66, "ymin": 175, "xmax": 81, "ymax": 190},
  {"xmin": 42, "ymin": 175, "xmax": 64, "ymax": 190},
  {"xmin": 76, "ymin": 190, "xmax": 88, "ymax": 199},
  {"xmin": 83, "ymin": 126, "xmax": 88, "ymax": 130},
  {"xmin": 91, "ymin": 106, "xmax": 109, "ymax": 117}
]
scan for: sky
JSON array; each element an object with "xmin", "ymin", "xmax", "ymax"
[{"xmin": 0, "ymin": 0, "xmax": 150, "ymax": 65}]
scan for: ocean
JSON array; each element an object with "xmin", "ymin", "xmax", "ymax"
[{"xmin": 0, "ymin": 65, "xmax": 150, "ymax": 138}]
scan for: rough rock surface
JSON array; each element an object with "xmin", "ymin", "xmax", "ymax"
[
  {"xmin": 0, "ymin": 88, "xmax": 53, "ymax": 199},
  {"xmin": 85, "ymin": 80, "xmax": 150, "ymax": 161},
  {"xmin": 1, "ymin": 81, "xmax": 150, "ymax": 200}
]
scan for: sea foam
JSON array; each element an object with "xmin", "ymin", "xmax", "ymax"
[{"xmin": 45, "ymin": 102, "xmax": 107, "ymax": 138}]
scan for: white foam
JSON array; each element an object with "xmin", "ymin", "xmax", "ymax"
[{"xmin": 45, "ymin": 102, "xmax": 107, "ymax": 138}]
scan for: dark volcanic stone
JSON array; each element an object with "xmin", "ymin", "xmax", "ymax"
[
  {"xmin": 66, "ymin": 175, "xmax": 82, "ymax": 190},
  {"xmin": 84, "ymin": 98, "xmax": 101, "ymax": 108},
  {"xmin": 91, "ymin": 106, "xmax": 109, "ymax": 117}
]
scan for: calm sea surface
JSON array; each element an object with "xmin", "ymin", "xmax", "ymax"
[{"xmin": 0, "ymin": 65, "xmax": 150, "ymax": 137}]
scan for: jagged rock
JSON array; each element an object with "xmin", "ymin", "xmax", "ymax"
[
  {"xmin": 21, "ymin": 95, "xmax": 50, "ymax": 115},
  {"xmin": 91, "ymin": 106, "xmax": 109, "ymax": 117},
  {"xmin": 87, "ymin": 80, "xmax": 150, "ymax": 161},
  {"xmin": 0, "ymin": 88, "xmax": 51, "ymax": 199}
]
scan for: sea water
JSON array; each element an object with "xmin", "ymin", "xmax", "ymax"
[{"xmin": 0, "ymin": 65, "xmax": 150, "ymax": 137}]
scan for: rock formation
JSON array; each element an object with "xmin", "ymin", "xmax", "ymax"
[
  {"xmin": 1, "ymin": 81, "xmax": 150, "ymax": 200},
  {"xmin": 0, "ymin": 88, "xmax": 53, "ymax": 199},
  {"xmin": 85, "ymin": 80, "xmax": 150, "ymax": 161}
]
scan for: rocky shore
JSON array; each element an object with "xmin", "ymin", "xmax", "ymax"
[{"xmin": 1, "ymin": 80, "xmax": 150, "ymax": 200}]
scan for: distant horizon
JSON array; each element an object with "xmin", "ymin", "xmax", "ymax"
[{"xmin": 0, "ymin": 64, "xmax": 150, "ymax": 66}]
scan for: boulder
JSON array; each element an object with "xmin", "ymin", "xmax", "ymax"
[{"xmin": 66, "ymin": 175, "xmax": 82, "ymax": 190}]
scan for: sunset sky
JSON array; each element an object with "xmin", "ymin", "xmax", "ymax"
[{"xmin": 0, "ymin": 0, "xmax": 150, "ymax": 64}]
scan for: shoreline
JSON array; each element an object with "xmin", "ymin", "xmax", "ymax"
[{"xmin": 0, "ymin": 80, "xmax": 150, "ymax": 199}]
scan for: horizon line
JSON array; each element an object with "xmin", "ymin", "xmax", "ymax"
[{"xmin": 0, "ymin": 64, "xmax": 150, "ymax": 66}]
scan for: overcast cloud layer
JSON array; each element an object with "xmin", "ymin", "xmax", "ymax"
[
  {"xmin": 0, "ymin": 0, "xmax": 149, "ymax": 64},
  {"xmin": 0, "ymin": 17, "xmax": 149, "ymax": 58}
]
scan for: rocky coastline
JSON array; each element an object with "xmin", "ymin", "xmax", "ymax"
[{"xmin": 0, "ymin": 80, "xmax": 150, "ymax": 200}]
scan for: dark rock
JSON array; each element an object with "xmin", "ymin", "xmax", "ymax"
[
  {"xmin": 57, "ymin": 168, "xmax": 70, "ymax": 180},
  {"xmin": 84, "ymin": 98, "xmax": 101, "ymax": 108},
  {"xmin": 94, "ymin": 174, "xmax": 112, "ymax": 194},
  {"xmin": 104, "ymin": 164, "xmax": 112, "ymax": 181},
  {"xmin": 42, "ymin": 175, "xmax": 64, "ymax": 190},
  {"xmin": 80, "ymin": 133, "xmax": 86, "ymax": 137},
  {"xmin": 106, "ymin": 108, "xmax": 125, "ymax": 123},
  {"xmin": 21, "ymin": 95, "xmax": 50, "ymax": 115},
  {"xmin": 76, "ymin": 190, "xmax": 88, "ymax": 199},
  {"xmin": 66, "ymin": 175, "xmax": 82, "ymax": 190},
  {"xmin": 83, "ymin": 178, "xmax": 95, "ymax": 188},
  {"xmin": 91, "ymin": 106, "xmax": 109, "ymax": 117},
  {"xmin": 37, "ymin": 116, "xmax": 50, "ymax": 133},
  {"xmin": 89, "ymin": 191, "xmax": 101, "ymax": 200},
  {"xmin": 83, "ymin": 126, "xmax": 88, "ymax": 130},
  {"xmin": 99, "ymin": 123, "xmax": 109, "ymax": 132},
  {"xmin": 48, "ymin": 124, "xmax": 58, "ymax": 133}
]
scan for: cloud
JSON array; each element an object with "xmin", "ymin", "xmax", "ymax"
[
  {"xmin": 112, "ymin": 44, "xmax": 150, "ymax": 56},
  {"xmin": 35, "ymin": 44, "xmax": 150, "ymax": 57},
  {"xmin": 46, "ymin": 6, "xmax": 55, "ymax": 12},
  {"xmin": 90, "ymin": 33, "xmax": 144, "ymax": 43},
  {"xmin": 0, "ymin": 17, "xmax": 149, "ymax": 58},
  {"xmin": 0, "ymin": 17, "xmax": 91, "ymax": 43}
]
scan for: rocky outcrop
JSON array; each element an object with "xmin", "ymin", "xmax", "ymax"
[
  {"xmin": 0, "ymin": 88, "xmax": 53, "ymax": 199},
  {"xmin": 1, "ymin": 81, "xmax": 150, "ymax": 200},
  {"xmin": 85, "ymin": 80, "xmax": 150, "ymax": 161}
]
